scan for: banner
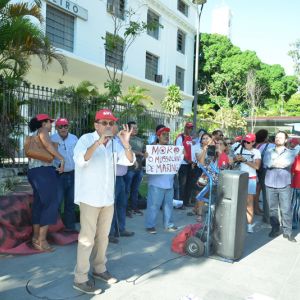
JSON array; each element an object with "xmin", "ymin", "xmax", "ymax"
[{"xmin": 146, "ymin": 145, "xmax": 184, "ymax": 174}]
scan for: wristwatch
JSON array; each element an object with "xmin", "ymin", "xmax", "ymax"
[{"xmin": 124, "ymin": 146, "xmax": 132, "ymax": 151}]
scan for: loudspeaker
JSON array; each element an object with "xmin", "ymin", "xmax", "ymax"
[{"xmin": 213, "ymin": 170, "xmax": 248, "ymax": 260}]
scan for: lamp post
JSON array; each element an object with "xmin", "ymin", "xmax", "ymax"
[{"xmin": 192, "ymin": 0, "xmax": 207, "ymax": 130}]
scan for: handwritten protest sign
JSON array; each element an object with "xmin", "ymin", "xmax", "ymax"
[{"xmin": 146, "ymin": 145, "xmax": 184, "ymax": 174}]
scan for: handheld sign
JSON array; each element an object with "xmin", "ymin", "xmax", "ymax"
[{"xmin": 146, "ymin": 145, "xmax": 184, "ymax": 174}]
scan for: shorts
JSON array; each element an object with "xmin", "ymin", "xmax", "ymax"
[{"xmin": 248, "ymin": 178, "xmax": 257, "ymax": 195}]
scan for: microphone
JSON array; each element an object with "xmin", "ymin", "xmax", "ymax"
[{"xmin": 104, "ymin": 129, "xmax": 113, "ymax": 139}]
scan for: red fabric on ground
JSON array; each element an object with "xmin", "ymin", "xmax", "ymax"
[
  {"xmin": 171, "ymin": 223, "xmax": 203, "ymax": 255},
  {"xmin": 0, "ymin": 192, "xmax": 78, "ymax": 255}
]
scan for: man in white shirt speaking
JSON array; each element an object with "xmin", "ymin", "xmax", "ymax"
[{"xmin": 72, "ymin": 109, "xmax": 135, "ymax": 295}]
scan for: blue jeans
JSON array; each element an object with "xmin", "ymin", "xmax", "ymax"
[
  {"xmin": 145, "ymin": 185, "xmax": 174, "ymax": 229},
  {"xmin": 266, "ymin": 185, "xmax": 292, "ymax": 235},
  {"xmin": 292, "ymin": 188, "xmax": 300, "ymax": 229},
  {"xmin": 58, "ymin": 171, "xmax": 75, "ymax": 229},
  {"xmin": 124, "ymin": 169, "xmax": 144, "ymax": 210},
  {"xmin": 110, "ymin": 176, "xmax": 127, "ymax": 236}
]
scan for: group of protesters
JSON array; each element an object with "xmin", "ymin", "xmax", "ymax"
[{"xmin": 26, "ymin": 110, "xmax": 299, "ymax": 295}]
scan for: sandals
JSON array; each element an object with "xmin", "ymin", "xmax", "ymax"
[{"xmin": 32, "ymin": 240, "xmax": 55, "ymax": 252}]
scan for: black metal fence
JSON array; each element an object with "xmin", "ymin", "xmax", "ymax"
[{"xmin": 0, "ymin": 80, "xmax": 187, "ymax": 169}]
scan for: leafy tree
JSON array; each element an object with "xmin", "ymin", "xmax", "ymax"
[
  {"xmin": 0, "ymin": 0, "xmax": 67, "ymax": 81},
  {"xmin": 288, "ymin": 39, "xmax": 300, "ymax": 78},
  {"xmin": 285, "ymin": 93, "xmax": 300, "ymax": 116},
  {"xmin": 245, "ymin": 69, "xmax": 265, "ymax": 132},
  {"xmin": 161, "ymin": 85, "xmax": 183, "ymax": 115}
]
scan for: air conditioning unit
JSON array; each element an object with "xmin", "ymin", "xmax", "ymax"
[{"xmin": 154, "ymin": 74, "xmax": 162, "ymax": 83}]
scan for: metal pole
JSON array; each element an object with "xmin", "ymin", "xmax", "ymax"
[{"xmin": 193, "ymin": 4, "xmax": 205, "ymax": 130}]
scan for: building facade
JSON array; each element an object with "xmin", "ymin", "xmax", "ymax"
[{"xmin": 25, "ymin": 0, "xmax": 199, "ymax": 114}]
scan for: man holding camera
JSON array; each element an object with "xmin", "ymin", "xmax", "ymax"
[
  {"xmin": 51, "ymin": 118, "xmax": 78, "ymax": 231},
  {"xmin": 72, "ymin": 109, "xmax": 135, "ymax": 295}
]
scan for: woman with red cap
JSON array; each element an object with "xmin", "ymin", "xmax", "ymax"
[
  {"xmin": 27, "ymin": 114, "xmax": 65, "ymax": 252},
  {"xmin": 233, "ymin": 133, "xmax": 261, "ymax": 233}
]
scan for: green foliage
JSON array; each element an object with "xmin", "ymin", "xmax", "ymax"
[
  {"xmin": 0, "ymin": 82, "xmax": 27, "ymax": 162},
  {"xmin": 285, "ymin": 93, "xmax": 300, "ymax": 116},
  {"xmin": 198, "ymin": 33, "xmax": 299, "ymax": 121},
  {"xmin": 288, "ymin": 39, "xmax": 300, "ymax": 78},
  {"xmin": 0, "ymin": 0, "xmax": 67, "ymax": 81},
  {"xmin": 161, "ymin": 85, "xmax": 182, "ymax": 115}
]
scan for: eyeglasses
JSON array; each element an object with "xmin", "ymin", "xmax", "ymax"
[
  {"xmin": 57, "ymin": 125, "xmax": 69, "ymax": 129},
  {"xmin": 245, "ymin": 141, "xmax": 254, "ymax": 144},
  {"xmin": 95, "ymin": 120, "xmax": 115, "ymax": 126}
]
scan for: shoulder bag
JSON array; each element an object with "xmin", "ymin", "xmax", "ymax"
[{"xmin": 24, "ymin": 135, "xmax": 54, "ymax": 163}]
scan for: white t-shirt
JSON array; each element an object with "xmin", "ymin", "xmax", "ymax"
[{"xmin": 234, "ymin": 147, "xmax": 261, "ymax": 177}]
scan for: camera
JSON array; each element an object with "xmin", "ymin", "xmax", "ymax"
[{"xmin": 207, "ymin": 145, "xmax": 216, "ymax": 157}]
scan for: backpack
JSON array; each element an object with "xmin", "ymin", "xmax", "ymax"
[
  {"xmin": 257, "ymin": 143, "xmax": 269, "ymax": 175},
  {"xmin": 175, "ymin": 133, "xmax": 185, "ymax": 145}
]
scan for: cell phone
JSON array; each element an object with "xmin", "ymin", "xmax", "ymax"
[{"xmin": 207, "ymin": 145, "xmax": 216, "ymax": 156}]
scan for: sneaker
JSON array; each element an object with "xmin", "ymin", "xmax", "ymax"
[
  {"xmin": 165, "ymin": 226, "xmax": 178, "ymax": 232},
  {"xmin": 268, "ymin": 228, "xmax": 281, "ymax": 238},
  {"xmin": 283, "ymin": 234, "xmax": 297, "ymax": 243},
  {"xmin": 119, "ymin": 230, "xmax": 135, "ymax": 237},
  {"xmin": 146, "ymin": 227, "xmax": 157, "ymax": 234},
  {"xmin": 109, "ymin": 236, "xmax": 119, "ymax": 244},
  {"xmin": 133, "ymin": 209, "xmax": 144, "ymax": 216},
  {"xmin": 92, "ymin": 271, "xmax": 118, "ymax": 284},
  {"xmin": 247, "ymin": 223, "xmax": 254, "ymax": 233},
  {"xmin": 73, "ymin": 280, "xmax": 102, "ymax": 295}
]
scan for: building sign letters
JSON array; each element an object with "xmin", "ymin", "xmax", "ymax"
[{"xmin": 47, "ymin": 0, "xmax": 88, "ymax": 20}]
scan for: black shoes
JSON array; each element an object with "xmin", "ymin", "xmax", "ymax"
[
  {"xmin": 283, "ymin": 234, "xmax": 297, "ymax": 243},
  {"xmin": 109, "ymin": 236, "xmax": 119, "ymax": 244},
  {"xmin": 120, "ymin": 230, "xmax": 135, "ymax": 237},
  {"xmin": 268, "ymin": 229, "xmax": 281, "ymax": 238}
]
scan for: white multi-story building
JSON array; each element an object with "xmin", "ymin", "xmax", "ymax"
[{"xmin": 25, "ymin": 0, "xmax": 199, "ymax": 114}]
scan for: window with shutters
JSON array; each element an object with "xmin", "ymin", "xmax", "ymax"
[
  {"xmin": 46, "ymin": 5, "xmax": 74, "ymax": 52},
  {"xmin": 147, "ymin": 10, "xmax": 160, "ymax": 40},
  {"xmin": 176, "ymin": 66, "xmax": 185, "ymax": 90},
  {"xmin": 105, "ymin": 32, "xmax": 124, "ymax": 70},
  {"xmin": 177, "ymin": 0, "xmax": 189, "ymax": 17},
  {"xmin": 145, "ymin": 52, "xmax": 159, "ymax": 81},
  {"xmin": 177, "ymin": 29, "xmax": 186, "ymax": 54}
]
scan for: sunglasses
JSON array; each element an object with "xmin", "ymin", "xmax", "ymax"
[
  {"xmin": 95, "ymin": 120, "xmax": 115, "ymax": 126},
  {"xmin": 245, "ymin": 141, "xmax": 254, "ymax": 144},
  {"xmin": 57, "ymin": 125, "xmax": 69, "ymax": 129}
]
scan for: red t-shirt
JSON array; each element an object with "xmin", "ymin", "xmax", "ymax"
[
  {"xmin": 176, "ymin": 134, "xmax": 192, "ymax": 161},
  {"xmin": 218, "ymin": 152, "xmax": 229, "ymax": 168},
  {"xmin": 291, "ymin": 155, "xmax": 300, "ymax": 188}
]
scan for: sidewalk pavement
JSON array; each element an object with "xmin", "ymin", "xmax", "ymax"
[{"xmin": 1, "ymin": 205, "xmax": 300, "ymax": 300}]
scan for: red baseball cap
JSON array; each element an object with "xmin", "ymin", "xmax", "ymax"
[
  {"xmin": 243, "ymin": 133, "xmax": 256, "ymax": 143},
  {"xmin": 95, "ymin": 109, "xmax": 118, "ymax": 121},
  {"xmin": 157, "ymin": 127, "xmax": 170, "ymax": 136},
  {"xmin": 36, "ymin": 114, "xmax": 54, "ymax": 122},
  {"xmin": 290, "ymin": 138, "xmax": 299, "ymax": 145},
  {"xmin": 185, "ymin": 122, "xmax": 194, "ymax": 128},
  {"xmin": 56, "ymin": 118, "xmax": 69, "ymax": 126}
]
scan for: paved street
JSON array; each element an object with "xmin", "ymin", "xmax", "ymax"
[{"xmin": 1, "ymin": 207, "xmax": 300, "ymax": 300}]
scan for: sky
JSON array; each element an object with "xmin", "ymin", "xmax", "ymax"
[{"xmin": 199, "ymin": 0, "xmax": 299, "ymax": 76}]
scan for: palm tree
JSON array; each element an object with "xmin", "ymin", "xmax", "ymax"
[{"xmin": 0, "ymin": 0, "xmax": 67, "ymax": 81}]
